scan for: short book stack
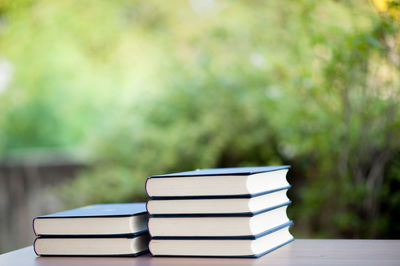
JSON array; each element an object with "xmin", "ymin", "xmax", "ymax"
[
  {"xmin": 33, "ymin": 203, "xmax": 149, "ymax": 256},
  {"xmin": 146, "ymin": 166, "xmax": 294, "ymax": 257}
]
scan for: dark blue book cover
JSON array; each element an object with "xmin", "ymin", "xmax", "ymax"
[
  {"xmin": 150, "ymin": 165, "xmax": 290, "ymax": 178},
  {"xmin": 36, "ymin": 203, "xmax": 147, "ymax": 219}
]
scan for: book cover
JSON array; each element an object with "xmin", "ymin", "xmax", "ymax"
[
  {"xmin": 35, "ymin": 203, "xmax": 147, "ymax": 219},
  {"xmin": 150, "ymin": 165, "xmax": 291, "ymax": 178}
]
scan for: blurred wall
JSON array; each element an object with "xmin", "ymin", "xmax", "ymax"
[{"xmin": 0, "ymin": 159, "xmax": 85, "ymax": 253}]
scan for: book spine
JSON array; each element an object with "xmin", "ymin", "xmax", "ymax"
[
  {"xmin": 145, "ymin": 177, "xmax": 152, "ymax": 198},
  {"xmin": 33, "ymin": 237, "xmax": 39, "ymax": 256},
  {"xmin": 32, "ymin": 218, "xmax": 38, "ymax": 236}
]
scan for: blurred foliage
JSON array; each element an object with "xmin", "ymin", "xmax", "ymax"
[{"xmin": 0, "ymin": 0, "xmax": 399, "ymax": 238}]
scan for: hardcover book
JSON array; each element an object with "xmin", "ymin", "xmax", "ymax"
[
  {"xmin": 147, "ymin": 188, "xmax": 290, "ymax": 215},
  {"xmin": 149, "ymin": 222, "xmax": 294, "ymax": 257},
  {"xmin": 148, "ymin": 203, "xmax": 291, "ymax": 238},
  {"xmin": 146, "ymin": 166, "xmax": 290, "ymax": 198},
  {"xmin": 33, "ymin": 203, "xmax": 148, "ymax": 236},
  {"xmin": 34, "ymin": 233, "xmax": 150, "ymax": 256}
]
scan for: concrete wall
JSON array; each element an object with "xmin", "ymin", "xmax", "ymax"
[{"xmin": 0, "ymin": 162, "xmax": 85, "ymax": 253}]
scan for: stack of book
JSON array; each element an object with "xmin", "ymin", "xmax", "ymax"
[
  {"xmin": 146, "ymin": 166, "xmax": 294, "ymax": 257},
  {"xmin": 33, "ymin": 203, "xmax": 149, "ymax": 256}
]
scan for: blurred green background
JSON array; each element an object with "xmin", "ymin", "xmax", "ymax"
[{"xmin": 0, "ymin": 0, "xmax": 400, "ymax": 252}]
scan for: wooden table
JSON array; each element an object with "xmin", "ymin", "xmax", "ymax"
[{"xmin": 0, "ymin": 239, "xmax": 399, "ymax": 265}]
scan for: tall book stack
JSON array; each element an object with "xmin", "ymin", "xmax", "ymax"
[
  {"xmin": 32, "ymin": 203, "xmax": 149, "ymax": 256},
  {"xmin": 146, "ymin": 166, "xmax": 294, "ymax": 257}
]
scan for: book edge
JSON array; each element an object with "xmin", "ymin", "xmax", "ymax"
[
  {"xmin": 148, "ymin": 185, "xmax": 291, "ymax": 200},
  {"xmin": 35, "ymin": 229, "xmax": 149, "ymax": 238},
  {"xmin": 35, "ymin": 210, "xmax": 147, "ymax": 219},
  {"xmin": 149, "ymin": 201, "xmax": 291, "ymax": 218},
  {"xmin": 34, "ymin": 249, "xmax": 149, "ymax": 257}
]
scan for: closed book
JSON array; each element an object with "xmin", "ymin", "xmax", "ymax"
[
  {"xmin": 33, "ymin": 203, "xmax": 148, "ymax": 236},
  {"xmin": 147, "ymin": 188, "xmax": 289, "ymax": 215},
  {"xmin": 149, "ymin": 222, "xmax": 294, "ymax": 257},
  {"xmin": 146, "ymin": 166, "xmax": 290, "ymax": 198},
  {"xmin": 149, "ymin": 202, "xmax": 290, "ymax": 238},
  {"xmin": 34, "ymin": 233, "xmax": 150, "ymax": 256}
]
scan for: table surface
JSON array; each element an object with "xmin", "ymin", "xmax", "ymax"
[{"xmin": 1, "ymin": 239, "xmax": 399, "ymax": 266}]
